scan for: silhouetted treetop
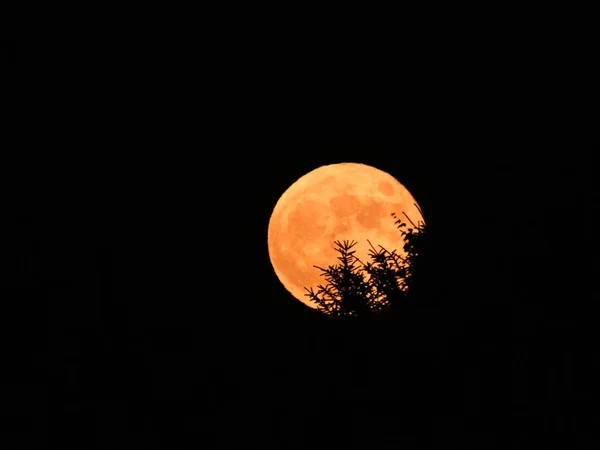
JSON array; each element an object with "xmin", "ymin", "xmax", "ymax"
[{"xmin": 304, "ymin": 207, "xmax": 428, "ymax": 319}]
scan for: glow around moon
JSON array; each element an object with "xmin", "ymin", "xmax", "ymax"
[{"xmin": 268, "ymin": 162, "xmax": 424, "ymax": 308}]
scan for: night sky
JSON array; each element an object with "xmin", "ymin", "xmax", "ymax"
[{"xmin": 6, "ymin": 34, "xmax": 597, "ymax": 449}]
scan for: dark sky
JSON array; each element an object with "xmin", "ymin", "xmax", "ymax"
[{"xmin": 7, "ymin": 35, "xmax": 597, "ymax": 448}]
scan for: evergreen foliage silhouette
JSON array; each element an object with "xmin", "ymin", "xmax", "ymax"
[
  {"xmin": 304, "ymin": 208, "xmax": 427, "ymax": 318},
  {"xmin": 390, "ymin": 210, "xmax": 428, "ymax": 304}
]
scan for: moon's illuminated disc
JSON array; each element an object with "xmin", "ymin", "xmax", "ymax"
[{"xmin": 268, "ymin": 162, "xmax": 424, "ymax": 308}]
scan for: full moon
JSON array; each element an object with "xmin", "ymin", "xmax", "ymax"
[{"xmin": 268, "ymin": 162, "xmax": 424, "ymax": 308}]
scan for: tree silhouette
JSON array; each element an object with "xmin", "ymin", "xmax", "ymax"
[
  {"xmin": 389, "ymin": 210, "xmax": 429, "ymax": 307},
  {"xmin": 304, "ymin": 240, "xmax": 378, "ymax": 318},
  {"xmin": 304, "ymin": 208, "xmax": 427, "ymax": 318}
]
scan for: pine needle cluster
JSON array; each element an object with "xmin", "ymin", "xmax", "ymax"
[{"xmin": 304, "ymin": 210, "xmax": 427, "ymax": 318}]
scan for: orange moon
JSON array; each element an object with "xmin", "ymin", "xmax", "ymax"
[{"xmin": 267, "ymin": 162, "xmax": 424, "ymax": 308}]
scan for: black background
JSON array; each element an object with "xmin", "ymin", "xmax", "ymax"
[{"xmin": 4, "ymin": 25, "xmax": 597, "ymax": 449}]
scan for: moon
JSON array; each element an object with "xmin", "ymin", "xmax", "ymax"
[{"xmin": 268, "ymin": 162, "xmax": 424, "ymax": 308}]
